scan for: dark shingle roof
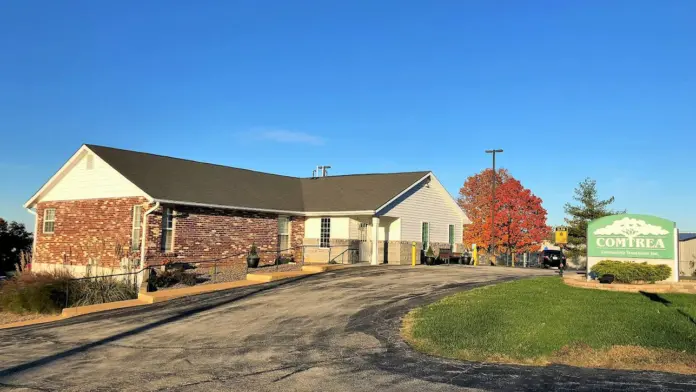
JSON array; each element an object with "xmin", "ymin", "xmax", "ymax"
[
  {"xmin": 86, "ymin": 145, "xmax": 429, "ymax": 213},
  {"xmin": 679, "ymin": 233, "xmax": 696, "ymax": 242},
  {"xmin": 300, "ymin": 172, "xmax": 430, "ymax": 212}
]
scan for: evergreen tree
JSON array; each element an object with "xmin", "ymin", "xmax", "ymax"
[{"xmin": 563, "ymin": 178, "xmax": 623, "ymax": 261}]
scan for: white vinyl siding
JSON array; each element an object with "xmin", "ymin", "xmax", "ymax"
[
  {"xmin": 162, "ymin": 207, "xmax": 174, "ymax": 252},
  {"xmin": 131, "ymin": 205, "xmax": 143, "ymax": 250},
  {"xmin": 43, "ymin": 208, "xmax": 56, "ymax": 234},
  {"xmin": 305, "ymin": 217, "xmax": 351, "ymax": 239},
  {"xmin": 382, "ymin": 176, "xmax": 464, "ymax": 245},
  {"xmin": 42, "ymin": 151, "xmax": 147, "ymax": 202},
  {"xmin": 278, "ymin": 216, "xmax": 290, "ymax": 251}
]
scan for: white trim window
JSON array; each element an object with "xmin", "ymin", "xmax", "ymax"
[
  {"xmin": 43, "ymin": 208, "xmax": 56, "ymax": 234},
  {"xmin": 132, "ymin": 205, "xmax": 143, "ymax": 250},
  {"xmin": 161, "ymin": 207, "xmax": 175, "ymax": 252},
  {"xmin": 421, "ymin": 222, "xmax": 430, "ymax": 250},
  {"xmin": 448, "ymin": 224, "xmax": 455, "ymax": 247},
  {"xmin": 278, "ymin": 216, "xmax": 290, "ymax": 251},
  {"xmin": 320, "ymin": 218, "xmax": 331, "ymax": 248}
]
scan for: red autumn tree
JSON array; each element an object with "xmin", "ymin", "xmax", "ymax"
[
  {"xmin": 494, "ymin": 178, "xmax": 549, "ymax": 257},
  {"xmin": 458, "ymin": 169, "xmax": 547, "ymax": 257},
  {"xmin": 458, "ymin": 168, "xmax": 510, "ymax": 252}
]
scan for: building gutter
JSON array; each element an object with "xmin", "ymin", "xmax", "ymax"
[
  {"xmin": 26, "ymin": 208, "xmax": 38, "ymax": 263},
  {"xmin": 152, "ymin": 199, "xmax": 375, "ymax": 217},
  {"xmin": 139, "ymin": 201, "xmax": 160, "ymax": 269}
]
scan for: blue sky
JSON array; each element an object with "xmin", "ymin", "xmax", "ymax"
[{"xmin": 1, "ymin": 1, "xmax": 695, "ymax": 231}]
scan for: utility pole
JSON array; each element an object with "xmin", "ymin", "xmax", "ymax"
[{"xmin": 485, "ymin": 149, "xmax": 503, "ymax": 264}]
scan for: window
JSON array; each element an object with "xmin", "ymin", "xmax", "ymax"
[
  {"xmin": 358, "ymin": 222, "xmax": 368, "ymax": 242},
  {"xmin": 161, "ymin": 207, "xmax": 174, "ymax": 252},
  {"xmin": 278, "ymin": 216, "xmax": 290, "ymax": 251},
  {"xmin": 131, "ymin": 205, "xmax": 143, "ymax": 250},
  {"xmin": 320, "ymin": 218, "xmax": 331, "ymax": 248},
  {"xmin": 43, "ymin": 208, "xmax": 56, "ymax": 234},
  {"xmin": 421, "ymin": 222, "xmax": 429, "ymax": 250},
  {"xmin": 448, "ymin": 225, "xmax": 455, "ymax": 247}
]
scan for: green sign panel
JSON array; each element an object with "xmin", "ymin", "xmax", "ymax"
[{"xmin": 587, "ymin": 214, "xmax": 675, "ymax": 259}]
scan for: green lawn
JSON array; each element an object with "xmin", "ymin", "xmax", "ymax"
[{"xmin": 404, "ymin": 277, "xmax": 696, "ymax": 371}]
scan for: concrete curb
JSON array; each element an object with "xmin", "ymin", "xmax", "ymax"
[{"xmin": 563, "ymin": 276, "xmax": 696, "ymax": 294}]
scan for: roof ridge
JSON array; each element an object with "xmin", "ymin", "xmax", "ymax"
[
  {"xmin": 301, "ymin": 170, "xmax": 430, "ymax": 179},
  {"xmin": 87, "ymin": 144, "xmax": 430, "ymax": 180},
  {"xmin": 85, "ymin": 144, "xmax": 301, "ymax": 180}
]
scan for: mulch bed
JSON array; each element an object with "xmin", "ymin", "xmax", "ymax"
[{"xmin": 0, "ymin": 311, "xmax": 52, "ymax": 326}]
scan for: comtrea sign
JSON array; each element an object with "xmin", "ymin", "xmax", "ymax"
[{"xmin": 588, "ymin": 214, "xmax": 675, "ymax": 259}]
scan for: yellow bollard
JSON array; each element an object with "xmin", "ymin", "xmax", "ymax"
[{"xmin": 411, "ymin": 242, "xmax": 416, "ymax": 266}]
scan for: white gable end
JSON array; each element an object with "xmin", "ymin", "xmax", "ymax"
[
  {"xmin": 38, "ymin": 147, "xmax": 148, "ymax": 203},
  {"xmin": 378, "ymin": 175, "xmax": 468, "ymax": 244}
]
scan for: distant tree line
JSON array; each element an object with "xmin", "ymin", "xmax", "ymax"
[{"xmin": 0, "ymin": 218, "xmax": 33, "ymax": 274}]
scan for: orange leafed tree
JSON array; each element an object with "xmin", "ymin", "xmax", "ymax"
[
  {"xmin": 494, "ymin": 178, "xmax": 549, "ymax": 255},
  {"xmin": 458, "ymin": 169, "xmax": 548, "ymax": 255}
]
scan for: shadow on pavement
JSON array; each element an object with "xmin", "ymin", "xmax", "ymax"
[{"xmin": 0, "ymin": 274, "xmax": 314, "ymax": 379}]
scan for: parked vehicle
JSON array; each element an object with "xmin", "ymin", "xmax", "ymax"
[{"xmin": 540, "ymin": 250, "xmax": 566, "ymax": 268}]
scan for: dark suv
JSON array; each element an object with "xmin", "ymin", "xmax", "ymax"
[{"xmin": 540, "ymin": 250, "xmax": 566, "ymax": 268}]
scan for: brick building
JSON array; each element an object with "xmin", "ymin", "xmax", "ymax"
[{"xmin": 25, "ymin": 145, "xmax": 469, "ymax": 277}]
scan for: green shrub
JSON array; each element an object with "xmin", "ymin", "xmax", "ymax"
[
  {"xmin": 591, "ymin": 260, "xmax": 672, "ymax": 283},
  {"xmin": 149, "ymin": 269, "xmax": 198, "ymax": 289},
  {"xmin": 275, "ymin": 256, "xmax": 294, "ymax": 265},
  {"xmin": 0, "ymin": 271, "xmax": 72, "ymax": 314}
]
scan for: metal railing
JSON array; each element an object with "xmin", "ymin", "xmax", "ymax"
[{"xmin": 328, "ymin": 248, "xmax": 359, "ymax": 264}]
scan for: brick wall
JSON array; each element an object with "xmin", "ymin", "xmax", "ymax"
[
  {"xmin": 35, "ymin": 197, "xmax": 148, "ymax": 268},
  {"xmin": 291, "ymin": 216, "xmax": 305, "ymax": 262},
  {"xmin": 35, "ymin": 198, "xmax": 303, "ymax": 271},
  {"xmin": 143, "ymin": 205, "xmax": 301, "ymax": 267}
]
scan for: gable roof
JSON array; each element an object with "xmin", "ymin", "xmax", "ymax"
[
  {"xmin": 39, "ymin": 145, "xmax": 431, "ymax": 214},
  {"xmin": 680, "ymin": 232, "xmax": 696, "ymax": 242}
]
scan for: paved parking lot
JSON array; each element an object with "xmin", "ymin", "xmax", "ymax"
[{"xmin": 1, "ymin": 265, "xmax": 694, "ymax": 391}]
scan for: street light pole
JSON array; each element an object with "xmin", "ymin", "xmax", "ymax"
[{"xmin": 485, "ymin": 149, "xmax": 503, "ymax": 264}]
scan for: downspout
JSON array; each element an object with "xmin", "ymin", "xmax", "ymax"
[
  {"xmin": 26, "ymin": 208, "xmax": 38, "ymax": 268},
  {"xmin": 136, "ymin": 201, "xmax": 159, "ymax": 291},
  {"xmin": 139, "ymin": 201, "xmax": 160, "ymax": 269}
]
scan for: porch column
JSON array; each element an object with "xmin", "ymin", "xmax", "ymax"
[{"xmin": 371, "ymin": 216, "xmax": 380, "ymax": 265}]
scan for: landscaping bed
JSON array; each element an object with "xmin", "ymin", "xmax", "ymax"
[
  {"xmin": 152, "ymin": 262, "xmax": 302, "ymax": 291},
  {"xmin": 0, "ymin": 271, "xmax": 138, "ymax": 317},
  {"xmin": 0, "ymin": 311, "xmax": 49, "ymax": 325},
  {"xmin": 402, "ymin": 277, "xmax": 696, "ymax": 374}
]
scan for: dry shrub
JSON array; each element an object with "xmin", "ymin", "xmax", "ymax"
[
  {"xmin": 68, "ymin": 277, "xmax": 138, "ymax": 307},
  {"xmin": 0, "ymin": 270, "xmax": 73, "ymax": 314},
  {"xmin": 149, "ymin": 269, "xmax": 198, "ymax": 289}
]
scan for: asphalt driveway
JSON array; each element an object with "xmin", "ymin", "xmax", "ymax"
[{"xmin": 1, "ymin": 265, "xmax": 695, "ymax": 391}]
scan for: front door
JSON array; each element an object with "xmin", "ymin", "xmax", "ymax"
[{"xmin": 358, "ymin": 223, "xmax": 371, "ymax": 262}]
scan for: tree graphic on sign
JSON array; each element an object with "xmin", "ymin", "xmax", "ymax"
[{"xmin": 593, "ymin": 217, "xmax": 669, "ymax": 241}]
